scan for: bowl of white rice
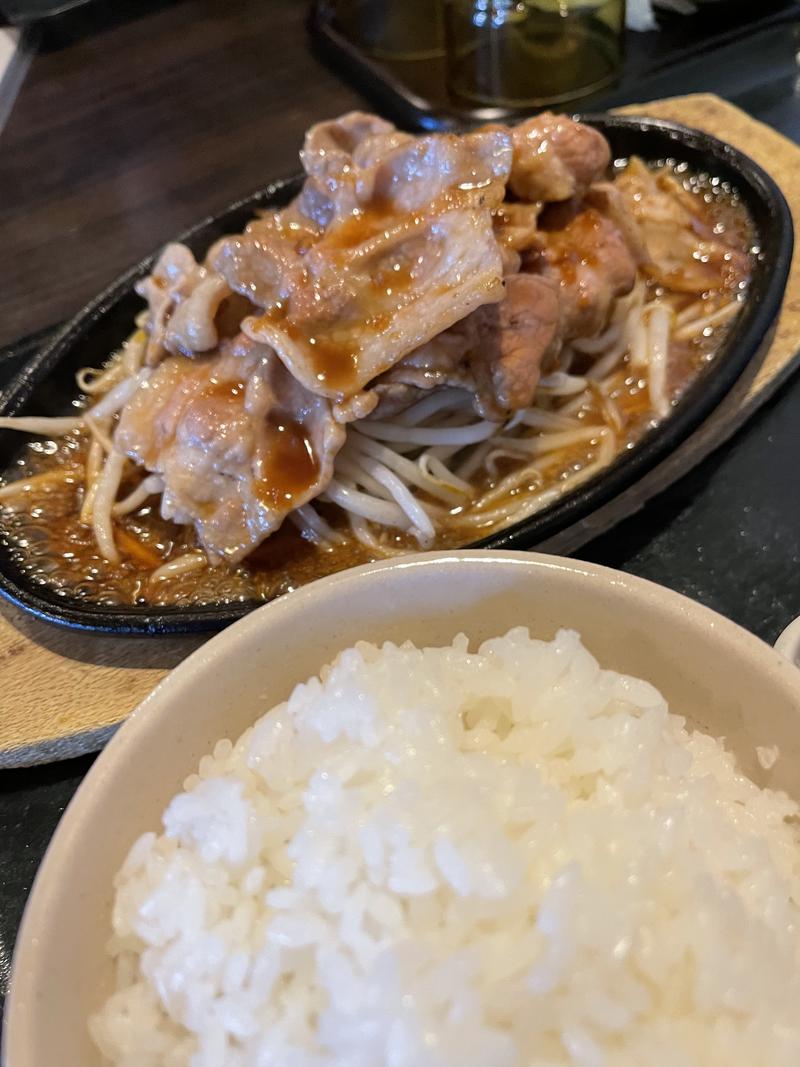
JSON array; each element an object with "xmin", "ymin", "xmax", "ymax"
[{"xmin": 5, "ymin": 550, "xmax": 800, "ymax": 1067}]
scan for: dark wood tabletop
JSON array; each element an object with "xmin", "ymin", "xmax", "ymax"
[{"xmin": 0, "ymin": 0, "xmax": 364, "ymax": 348}]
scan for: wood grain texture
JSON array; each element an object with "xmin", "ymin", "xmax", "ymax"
[
  {"xmin": 1, "ymin": 91, "xmax": 799, "ymax": 767},
  {"xmin": 0, "ymin": 600, "xmax": 204, "ymax": 767},
  {"xmin": 0, "ymin": 0, "xmax": 364, "ymax": 347}
]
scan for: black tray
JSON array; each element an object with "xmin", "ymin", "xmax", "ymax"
[
  {"xmin": 309, "ymin": 0, "xmax": 800, "ymax": 130},
  {"xmin": 0, "ymin": 114, "xmax": 792, "ymax": 633}
]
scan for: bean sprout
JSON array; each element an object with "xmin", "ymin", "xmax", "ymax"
[
  {"xmin": 537, "ymin": 373, "xmax": 589, "ymax": 396},
  {"xmin": 322, "ymin": 479, "xmax": 409, "ymax": 528},
  {"xmin": 91, "ymin": 451, "xmax": 126, "ymax": 563},
  {"xmin": 646, "ymin": 303, "xmax": 673, "ymax": 418},
  {"xmin": 0, "ymin": 416, "xmax": 83, "ymax": 435},
  {"xmin": 112, "ymin": 475, "xmax": 165, "ymax": 517},
  {"xmin": 674, "ymin": 299, "xmax": 740, "ymax": 343},
  {"xmin": 150, "ymin": 551, "xmax": 208, "ymax": 583},
  {"xmin": 357, "ymin": 417, "xmax": 501, "ymax": 447},
  {"xmin": 289, "ymin": 504, "xmax": 347, "ymax": 547}
]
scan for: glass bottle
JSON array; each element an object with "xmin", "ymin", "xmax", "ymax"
[{"xmin": 445, "ymin": 0, "xmax": 625, "ymax": 108}]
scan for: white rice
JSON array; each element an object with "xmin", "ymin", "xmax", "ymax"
[{"xmin": 90, "ymin": 628, "xmax": 800, "ymax": 1067}]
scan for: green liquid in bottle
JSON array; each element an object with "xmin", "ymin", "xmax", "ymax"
[{"xmin": 446, "ymin": 0, "xmax": 625, "ymax": 108}]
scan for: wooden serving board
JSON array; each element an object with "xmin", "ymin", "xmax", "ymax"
[{"xmin": 1, "ymin": 93, "xmax": 799, "ymax": 769}]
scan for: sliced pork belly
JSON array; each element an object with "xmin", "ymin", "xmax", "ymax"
[
  {"xmin": 210, "ymin": 117, "xmax": 513, "ymax": 400},
  {"xmin": 389, "ymin": 190, "xmax": 640, "ymax": 420},
  {"xmin": 370, "ymin": 330, "xmax": 475, "ymax": 416},
  {"xmin": 207, "ymin": 218, "xmax": 307, "ymax": 310},
  {"xmin": 140, "ymin": 114, "xmax": 519, "ymax": 406},
  {"xmin": 372, "ymin": 273, "xmax": 560, "ymax": 420},
  {"xmin": 377, "ymin": 330, "xmax": 474, "ymax": 393},
  {"xmin": 132, "ymin": 111, "xmax": 633, "ymax": 448},
  {"xmin": 240, "ymin": 201, "xmax": 506, "ymax": 402},
  {"xmin": 296, "ymin": 112, "xmax": 412, "ymax": 230},
  {"xmin": 114, "ymin": 336, "xmax": 344, "ymax": 561},
  {"xmin": 494, "ymin": 202, "xmax": 543, "ymax": 255}
]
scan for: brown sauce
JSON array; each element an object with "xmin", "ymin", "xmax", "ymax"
[
  {"xmin": 254, "ymin": 305, "xmax": 360, "ymax": 394},
  {"xmin": 251, "ymin": 206, "xmax": 431, "ymax": 396},
  {"xmin": 253, "ymin": 220, "xmax": 431, "ymax": 395},
  {"xmin": 0, "ymin": 164, "xmax": 756, "ymax": 609},
  {"xmin": 322, "ymin": 199, "xmax": 398, "ymax": 251},
  {"xmin": 255, "ymin": 416, "xmax": 319, "ymax": 510}
]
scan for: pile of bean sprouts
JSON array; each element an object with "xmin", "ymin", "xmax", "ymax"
[{"xmin": 290, "ymin": 282, "xmax": 740, "ymax": 555}]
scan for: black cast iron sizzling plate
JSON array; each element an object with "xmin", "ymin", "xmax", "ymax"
[{"xmin": 0, "ymin": 115, "xmax": 793, "ymax": 633}]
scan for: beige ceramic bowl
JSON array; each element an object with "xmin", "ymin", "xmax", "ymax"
[{"xmin": 5, "ymin": 550, "xmax": 800, "ymax": 1067}]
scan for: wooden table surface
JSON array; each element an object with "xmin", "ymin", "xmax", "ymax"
[{"xmin": 0, "ymin": 0, "xmax": 363, "ymax": 348}]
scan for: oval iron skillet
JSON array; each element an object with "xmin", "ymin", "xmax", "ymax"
[{"xmin": 0, "ymin": 115, "xmax": 793, "ymax": 634}]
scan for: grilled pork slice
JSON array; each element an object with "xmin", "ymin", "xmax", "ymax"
[
  {"xmin": 209, "ymin": 115, "xmax": 513, "ymax": 399},
  {"xmin": 136, "ymin": 244, "xmax": 233, "ymax": 366},
  {"xmin": 374, "ymin": 180, "xmax": 640, "ymax": 421},
  {"xmin": 372, "ymin": 272, "xmax": 560, "ymax": 421},
  {"xmin": 527, "ymin": 199, "xmax": 638, "ymax": 342},
  {"xmin": 114, "ymin": 335, "xmax": 344, "ymax": 562},
  {"xmin": 503, "ymin": 112, "xmax": 611, "ymax": 204},
  {"xmin": 468, "ymin": 273, "xmax": 561, "ymax": 417},
  {"xmin": 295, "ymin": 111, "xmax": 413, "ymax": 231}
]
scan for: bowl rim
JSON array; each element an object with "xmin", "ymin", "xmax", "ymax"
[
  {"xmin": 5, "ymin": 548, "xmax": 800, "ymax": 1066},
  {"xmin": 0, "ymin": 113, "xmax": 793, "ymax": 634}
]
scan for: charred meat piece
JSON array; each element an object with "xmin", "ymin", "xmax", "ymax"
[{"xmin": 114, "ymin": 335, "xmax": 344, "ymax": 561}]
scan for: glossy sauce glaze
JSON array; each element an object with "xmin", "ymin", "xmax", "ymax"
[
  {"xmin": 249, "ymin": 188, "xmax": 479, "ymax": 395},
  {"xmin": 197, "ymin": 376, "xmax": 321, "ymax": 511},
  {"xmin": 255, "ymin": 415, "xmax": 319, "ymax": 510},
  {"xmin": 0, "ymin": 166, "xmax": 755, "ymax": 608},
  {"xmin": 249, "ymin": 307, "xmax": 360, "ymax": 394}
]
